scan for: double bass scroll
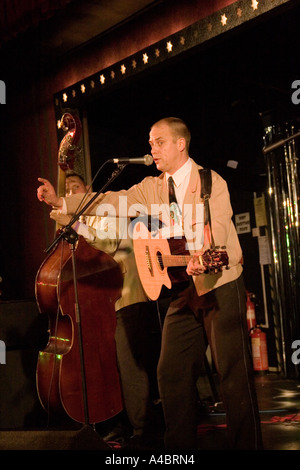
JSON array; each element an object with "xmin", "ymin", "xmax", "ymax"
[{"xmin": 57, "ymin": 112, "xmax": 82, "ymax": 198}]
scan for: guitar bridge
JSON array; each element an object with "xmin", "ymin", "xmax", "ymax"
[{"xmin": 145, "ymin": 245, "xmax": 154, "ymax": 277}]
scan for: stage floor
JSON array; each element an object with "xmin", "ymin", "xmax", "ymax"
[
  {"xmin": 196, "ymin": 373, "xmax": 300, "ymax": 451},
  {"xmin": 0, "ymin": 373, "xmax": 299, "ymax": 451}
]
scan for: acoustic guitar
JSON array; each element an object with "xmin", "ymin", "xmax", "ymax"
[{"xmin": 133, "ymin": 221, "xmax": 229, "ymax": 300}]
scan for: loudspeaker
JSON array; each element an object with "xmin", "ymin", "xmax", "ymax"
[
  {"xmin": 0, "ymin": 299, "xmax": 48, "ymax": 347},
  {"xmin": 0, "ymin": 425, "xmax": 110, "ymax": 450},
  {"xmin": 0, "ymin": 300, "xmax": 48, "ymax": 429}
]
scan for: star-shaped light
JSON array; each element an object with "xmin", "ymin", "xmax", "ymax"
[
  {"xmin": 110, "ymin": 70, "xmax": 115, "ymax": 79},
  {"xmin": 251, "ymin": 0, "xmax": 258, "ymax": 10},
  {"xmin": 132, "ymin": 59, "xmax": 137, "ymax": 69},
  {"xmin": 63, "ymin": 93, "xmax": 68, "ymax": 102},
  {"xmin": 121, "ymin": 64, "xmax": 126, "ymax": 75},
  {"xmin": 155, "ymin": 48, "xmax": 160, "ymax": 58},
  {"xmin": 80, "ymin": 84, "xmax": 85, "ymax": 94},
  {"xmin": 166, "ymin": 41, "xmax": 173, "ymax": 52},
  {"xmin": 221, "ymin": 14, "xmax": 227, "ymax": 26},
  {"xmin": 90, "ymin": 80, "xmax": 95, "ymax": 88},
  {"xmin": 143, "ymin": 53, "xmax": 149, "ymax": 64},
  {"xmin": 180, "ymin": 36, "xmax": 185, "ymax": 45},
  {"xmin": 237, "ymin": 8, "xmax": 242, "ymax": 17},
  {"xmin": 100, "ymin": 74, "xmax": 105, "ymax": 85},
  {"xmin": 72, "ymin": 89, "xmax": 76, "ymax": 97}
]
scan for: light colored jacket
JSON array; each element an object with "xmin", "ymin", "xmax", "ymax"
[
  {"xmin": 63, "ymin": 159, "xmax": 243, "ymax": 296},
  {"xmin": 78, "ymin": 216, "xmax": 148, "ymax": 311}
]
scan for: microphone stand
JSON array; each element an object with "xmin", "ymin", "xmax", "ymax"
[{"xmin": 44, "ymin": 162, "xmax": 127, "ymax": 435}]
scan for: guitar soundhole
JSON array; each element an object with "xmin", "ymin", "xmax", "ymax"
[{"xmin": 156, "ymin": 251, "xmax": 164, "ymax": 271}]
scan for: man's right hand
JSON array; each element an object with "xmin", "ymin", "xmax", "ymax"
[{"xmin": 37, "ymin": 177, "xmax": 63, "ymax": 208}]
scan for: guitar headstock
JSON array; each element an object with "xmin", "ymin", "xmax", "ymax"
[{"xmin": 200, "ymin": 248, "xmax": 229, "ymax": 273}]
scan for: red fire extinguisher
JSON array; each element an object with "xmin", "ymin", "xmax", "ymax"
[
  {"xmin": 250, "ymin": 327, "xmax": 269, "ymax": 373},
  {"xmin": 246, "ymin": 291, "xmax": 256, "ymax": 332}
]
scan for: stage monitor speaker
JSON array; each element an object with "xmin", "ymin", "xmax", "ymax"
[{"xmin": 0, "ymin": 425, "xmax": 111, "ymax": 450}]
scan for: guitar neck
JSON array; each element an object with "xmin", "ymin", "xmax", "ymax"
[{"xmin": 162, "ymin": 254, "xmax": 190, "ymax": 267}]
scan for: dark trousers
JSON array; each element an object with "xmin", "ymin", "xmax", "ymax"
[
  {"xmin": 157, "ymin": 274, "xmax": 263, "ymax": 450},
  {"xmin": 115, "ymin": 302, "xmax": 162, "ymax": 436}
]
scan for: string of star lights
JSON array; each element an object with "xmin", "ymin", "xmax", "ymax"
[{"xmin": 54, "ymin": 0, "xmax": 290, "ymax": 123}]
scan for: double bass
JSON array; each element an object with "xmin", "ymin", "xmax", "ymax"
[{"xmin": 35, "ymin": 113, "xmax": 123, "ymax": 424}]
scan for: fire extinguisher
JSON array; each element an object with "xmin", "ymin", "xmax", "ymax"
[
  {"xmin": 250, "ymin": 327, "xmax": 269, "ymax": 373},
  {"xmin": 246, "ymin": 291, "xmax": 256, "ymax": 332}
]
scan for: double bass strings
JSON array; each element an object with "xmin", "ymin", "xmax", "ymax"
[
  {"xmin": 66, "ymin": 160, "xmax": 110, "ymax": 227},
  {"xmin": 45, "ymin": 240, "xmax": 66, "ymax": 427}
]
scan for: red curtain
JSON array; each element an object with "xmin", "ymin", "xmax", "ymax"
[{"xmin": 0, "ymin": 0, "xmax": 73, "ymax": 43}]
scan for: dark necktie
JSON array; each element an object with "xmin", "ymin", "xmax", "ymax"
[
  {"xmin": 168, "ymin": 176, "xmax": 177, "ymax": 204},
  {"xmin": 168, "ymin": 176, "xmax": 181, "ymax": 226}
]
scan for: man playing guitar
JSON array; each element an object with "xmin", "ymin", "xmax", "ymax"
[{"xmin": 37, "ymin": 117, "xmax": 263, "ymax": 451}]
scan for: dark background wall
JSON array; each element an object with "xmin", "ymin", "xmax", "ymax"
[
  {"xmin": 0, "ymin": 0, "xmax": 242, "ymax": 301},
  {"xmin": 84, "ymin": 5, "xmax": 299, "ymax": 314},
  {"xmin": 1, "ymin": 0, "xmax": 299, "ymax": 302},
  {"xmin": 0, "ymin": 0, "xmax": 299, "ymax": 427}
]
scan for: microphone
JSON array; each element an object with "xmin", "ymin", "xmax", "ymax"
[{"xmin": 111, "ymin": 155, "xmax": 153, "ymax": 166}]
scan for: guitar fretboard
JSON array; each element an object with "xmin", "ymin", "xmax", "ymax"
[{"xmin": 160, "ymin": 254, "xmax": 190, "ymax": 267}]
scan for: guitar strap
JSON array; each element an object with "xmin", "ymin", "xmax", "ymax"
[{"xmin": 199, "ymin": 168, "xmax": 215, "ymax": 249}]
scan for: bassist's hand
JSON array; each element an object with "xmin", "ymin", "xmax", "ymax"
[
  {"xmin": 37, "ymin": 177, "xmax": 63, "ymax": 208},
  {"xmin": 50, "ymin": 210, "xmax": 71, "ymax": 226}
]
